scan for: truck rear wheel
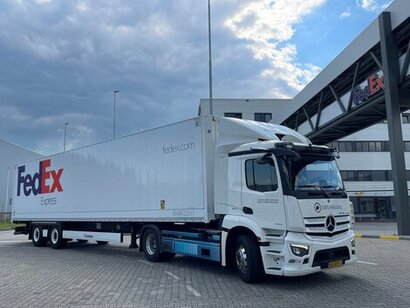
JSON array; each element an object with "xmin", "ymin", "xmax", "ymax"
[
  {"xmin": 32, "ymin": 225, "xmax": 47, "ymax": 247},
  {"xmin": 49, "ymin": 225, "xmax": 67, "ymax": 249},
  {"xmin": 235, "ymin": 235, "xmax": 264, "ymax": 283}
]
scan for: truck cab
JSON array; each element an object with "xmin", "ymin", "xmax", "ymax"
[{"xmin": 215, "ymin": 117, "xmax": 356, "ymax": 282}]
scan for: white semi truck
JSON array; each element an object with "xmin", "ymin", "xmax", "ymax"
[{"xmin": 12, "ymin": 116, "xmax": 356, "ymax": 283}]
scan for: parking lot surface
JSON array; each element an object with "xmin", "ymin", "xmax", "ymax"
[{"xmin": 1, "ymin": 230, "xmax": 410, "ymax": 308}]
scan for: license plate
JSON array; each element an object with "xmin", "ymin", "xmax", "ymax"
[{"xmin": 328, "ymin": 260, "xmax": 343, "ymax": 268}]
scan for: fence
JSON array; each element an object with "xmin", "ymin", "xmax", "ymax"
[{"xmin": 0, "ymin": 212, "xmax": 11, "ymax": 223}]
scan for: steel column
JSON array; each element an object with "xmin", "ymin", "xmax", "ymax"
[{"xmin": 379, "ymin": 12, "xmax": 410, "ymax": 235}]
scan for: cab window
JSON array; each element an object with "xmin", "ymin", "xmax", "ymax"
[{"xmin": 245, "ymin": 159, "xmax": 278, "ymax": 192}]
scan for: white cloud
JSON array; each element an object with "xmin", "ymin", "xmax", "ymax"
[
  {"xmin": 358, "ymin": 0, "xmax": 377, "ymax": 10},
  {"xmin": 225, "ymin": 0, "xmax": 326, "ymax": 96},
  {"xmin": 340, "ymin": 9, "xmax": 352, "ymax": 18},
  {"xmin": 356, "ymin": 0, "xmax": 393, "ymax": 11},
  {"xmin": 0, "ymin": 0, "xmax": 327, "ymax": 154}
]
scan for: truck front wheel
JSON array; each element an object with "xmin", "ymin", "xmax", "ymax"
[
  {"xmin": 235, "ymin": 235, "xmax": 264, "ymax": 283},
  {"xmin": 32, "ymin": 225, "xmax": 47, "ymax": 247},
  {"xmin": 49, "ymin": 225, "xmax": 67, "ymax": 249}
]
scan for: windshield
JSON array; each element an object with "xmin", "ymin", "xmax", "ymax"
[
  {"xmin": 282, "ymin": 156, "xmax": 346, "ymax": 199},
  {"xmin": 294, "ymin": 160, "xmax": 343, "ymax": 189}
]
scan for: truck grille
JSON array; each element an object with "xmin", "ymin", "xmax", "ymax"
[
  {"xmin": 304, "ymin": 215, "xmax": 350, "ymax": 237},
  {"xmin": 312, "ymin": 246, "xmax": 350, "ymax": 268}
]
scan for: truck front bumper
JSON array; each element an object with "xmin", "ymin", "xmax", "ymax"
[{"xmin": 261, "ymin": 230, "xmax": 357, "ymax": 277}]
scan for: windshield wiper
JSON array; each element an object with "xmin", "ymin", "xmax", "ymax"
[
  {"xmin": 322, "ymin": 185, "xmax": 347, "ymax": 197},
  {"xmin": 295, "ymin": 185, "xmax": 331, "ymax": 198}
]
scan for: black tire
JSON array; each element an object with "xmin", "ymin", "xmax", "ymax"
[
  {"xmin": 49, "ymin": 225, "xmax": 67, "ymax": 249},
  {"xmin": 31, "ymin": 225, "xmax": 47, "ymax": 247},
  {"xmin": 77, "ymin": 239, "xmax": 88, "ymax": 244},
  {"xmin": 96, "ymin": 241, "xmax": 109, "ymax": 245},
  {"xmin": 142, "ymin": 228, "xmax": 161, "ymax": 262},
  {"xmin": 159, "ymin": 252, "xmax": 175, "ymax": 261},
  {"xmin": 235, "ymin": 235, "xmax": 265, "ymax": 283}
]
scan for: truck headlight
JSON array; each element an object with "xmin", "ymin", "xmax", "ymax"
[{"xmin": 290, "ymin": 244, "xmax": 309, "ymax": 257}]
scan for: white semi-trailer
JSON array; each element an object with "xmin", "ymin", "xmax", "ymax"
[{"xmin": 13, "ymin": 116, "xmax": 356, "ymax": 283}]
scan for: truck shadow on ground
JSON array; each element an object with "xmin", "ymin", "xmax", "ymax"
[{"xmin": 48, "ymin": 241, "xmax": 368, "ymax": 290}]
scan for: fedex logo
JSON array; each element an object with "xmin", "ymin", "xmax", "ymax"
[{"xmin": 17, "ymin": 159, "xmax": 64, "ymax": 197}]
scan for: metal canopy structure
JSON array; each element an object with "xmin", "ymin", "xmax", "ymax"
[
  {"xmin": 281, "ymin": 17, "xmax": 410, "ymax": 145},
  {"xmin": 277, "ymin": 0, "xmax": 410, "ymax": 235}
]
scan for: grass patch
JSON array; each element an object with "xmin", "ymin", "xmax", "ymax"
[
  {"xmin": 0, "ymin": 222, "xmax": 25, "ymax": 231},
  {"xmin": 0, "ymin": 222, "xmax": 14, "ymax": 231}
]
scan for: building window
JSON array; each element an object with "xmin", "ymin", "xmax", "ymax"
[
  {"xmin": 254, "ymin": 113, "xmax": 272, "ymax": 123},
  {"xmin": 224, "ymin": 112, "xmax": 242, "ymax": 119},
  {"xmin": 349, "ymin": 197, "xmax": 395, "ymax": 220},
  {"xmin": 402, "ymin": 113, "xmax": 410, "ymax": 123},
  {"xmin": 328, "ymin": 141, "xmax": 391, "ymax": 152},
  {"xmin": 340, "ymin": 170, "xmax": 410, "ymax": 181}
]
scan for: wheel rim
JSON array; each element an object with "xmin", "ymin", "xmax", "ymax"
[
  {"xmin": 145, "ymin": 233, "xmax": 157, "ymax": 255},
  {"xmin": 236, "ymin": 244, "xmax": 248, "ymax": 274},
  {"xmin": 33, "ymin": 227, "xmax": 41, "ymax": 242},
  {"xmin": 51, "ymin": 228, "xmax": 59, "ymax": 244}
]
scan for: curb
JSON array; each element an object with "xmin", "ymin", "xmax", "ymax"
[{"xmin": 355, "ymin": 233, "xmax": 410, "ymax": 240}]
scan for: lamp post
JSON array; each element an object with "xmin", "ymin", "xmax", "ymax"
[
  {"xmin": 64, "ymin": 122, "xmax": 69, "ymax": 152},
  {"xmin": 207, "ymin": 0, "xmax": 213, "ymax": 116},
  {"xmin": 113, "ymin": 90, "xmax": 120, "ymax": 138}
]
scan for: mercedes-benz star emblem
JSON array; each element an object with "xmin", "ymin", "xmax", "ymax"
[
  {"xmin": 314, "ymin": 202, "xmax": 321, "ymax": 213},
  {"xmin": 325, "ymin": 215, "xmax": 336, "ymax": 232}
]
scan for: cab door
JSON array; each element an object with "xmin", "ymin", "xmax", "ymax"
[{"xmin": 241, "ymin": 154, "xmax": 286, "ymax": 230}]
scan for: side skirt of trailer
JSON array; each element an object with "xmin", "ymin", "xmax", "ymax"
[{"xmin": 62, "ymin": 230, "xmax": 122, "ymax": 243}]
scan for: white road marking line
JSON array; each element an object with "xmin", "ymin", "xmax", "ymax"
[
  {"xmin": 165, "ymin": 271, "xmax": 180, "ymax": 280},
  {"xmin": 138, "ymin": 260, "xmax": 153, "ymax": 266},
  {"xmin": 357, "ymin": 260, "xmax": 378, "ymax": 266},
  {"xmin": 186, "ymin": 285, "xmax": 201, "ymax": 297},
  {"xmin": 0, "ymin": 240, "xmax": 28, "ymax": 244}
]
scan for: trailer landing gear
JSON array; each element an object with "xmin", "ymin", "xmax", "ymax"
[{"xmin": 129, "ymin": 229, "xmax": 139, "ymax": 249}]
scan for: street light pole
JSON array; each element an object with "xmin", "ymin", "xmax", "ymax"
[
  {"xmin": 207, "ymin": 0, "xmax": 213, "ymax": 116},
  {"xmin": 113, "ymin": 90, "xmax": 120, "ymax": 138},
  {"xmin": 64, "ymin": 122, "xmax": 69, "ymax": 152}
]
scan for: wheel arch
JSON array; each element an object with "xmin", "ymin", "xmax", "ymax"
[
  {"xmin": 222, "ymin": 216, "xmax": 265, "ymax": 268},
  {"xmin": 225, "ymin": 226, "xmax": 259, "ymax": 268}
]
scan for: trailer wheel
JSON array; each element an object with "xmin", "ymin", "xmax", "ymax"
[
  {"xmin": 49, "ymin": 225, "xmax": 67, "ymax": 249},
  {"xmin": 143, "ymin": 229, "xmax": 161, "ymax": 262},
  {"xmin": 235, "ymin": 235, "xmax": 264, "ymax": 283},
  {"xmin": 32, "ymin": 225, "xmax": 47, "ymax": 247}
]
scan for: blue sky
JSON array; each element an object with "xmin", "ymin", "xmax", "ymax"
[{"xmin": 0, "ymin": 0, "xmax": 392, "ymax": 155}]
